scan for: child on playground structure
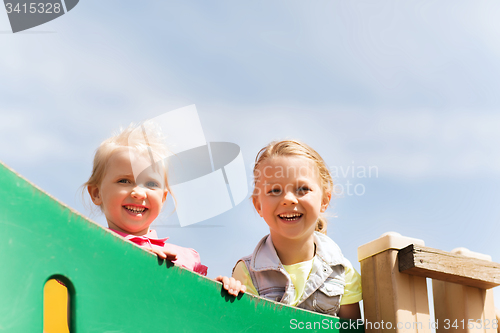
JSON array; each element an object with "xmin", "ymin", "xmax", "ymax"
[
  {"xmin": 232, "ymin": 140, "xmax": 362, "ymax": 319},
  {"xmin": 83, "ymin": 122, "xmax": 245, "ymax": 296},
  {"xmin": 44, "ymin": 123, "xmax": 244, "ymax": 332}
]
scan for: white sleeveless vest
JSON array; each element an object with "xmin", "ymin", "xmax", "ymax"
[{"xmin": 235, "ymin": 232, "xmax": 346, "ymax": 316}]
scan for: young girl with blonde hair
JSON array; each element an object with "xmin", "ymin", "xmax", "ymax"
[
  {"xmin": 84, "ymin": 122, "xmax": 245, "ymax": 293},
  {"xmin": 232, "ymin": 140, "xmax": 361, "ymax": 319},
  {"xmin": 45, "ymin": 123, "xmax": 245, "ymax": 330}
]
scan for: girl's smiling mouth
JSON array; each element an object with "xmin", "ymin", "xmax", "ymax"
[
  {"xmin": 278, "ymin": 213, "xmax": 303, "ymax": 221},
  {"xmin": 123, "ymin": 205, "xmax": 148, "ymax": 216}
]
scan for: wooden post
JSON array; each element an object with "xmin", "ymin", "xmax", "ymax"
[
  {"xmin": 496, "ymin": 308, "xmax": 499, "ymax": 333},
  {"xmin": 358, "ymin": 232, "xmax": 431, "ymax": 333},
  {"xmin": 432, "ymin": 248, "xmax": 498, "ymax": 333}
]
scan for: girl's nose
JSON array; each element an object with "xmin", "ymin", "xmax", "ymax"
[
  {"xmin": 131, "ymin": 186, "xmax": 146, "ymax": 199},
  {"xmin": 282, "ymin": 191, "xmax": 298, "ymax": 205}
]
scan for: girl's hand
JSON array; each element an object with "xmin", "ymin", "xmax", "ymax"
[
  {"xmin": 215, "ymin": 276, "xmax": 246, "ymax": 296},
  {"xmin": 143, "ymin": 245, "xmax": 178, "ymax": 261}
]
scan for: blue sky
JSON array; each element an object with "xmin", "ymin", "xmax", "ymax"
[{"xmin": 1, "ymin": 0, "xmax": 499, "ymax": 310}]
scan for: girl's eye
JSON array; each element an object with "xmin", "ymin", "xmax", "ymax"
[
  {"xmin": 118, "ymin": 179, "xmax": 131, "ymax": 184},
  {"xmin": 297, "ymin": 186, "xmax": 310, "ymax": 194},
  {"xmin": 267, "ymin": 188, "xmax": 281, "ymax": 195},
  {"xmin": 145, "ymin": 181, "xmax": 160, "ymax": 188}
]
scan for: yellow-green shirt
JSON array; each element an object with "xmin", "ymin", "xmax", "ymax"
[
  {"xmin": 284, "ymin": 258, "xmax": 314, "ymax": 306},
  {"xmin": 233, "ymin": 257, "xmax": 362, "ymax": 306}
]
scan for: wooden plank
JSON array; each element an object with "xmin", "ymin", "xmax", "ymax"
[
  {"xmin": 398, "ymin": 245, "xmax": 500, "ymax": 289},
  {"xmin": 433, "ymin": 281, "xmax": 497, "ymax": 333},
  {"xmin": 360, "ymin": 256, "xmax": 381, "ymax": 333},
  {"xmin": 375, "ymin": 251, "xmax": 398, "ymax": 333},
  {"xmin": 360, "ymin": 249, "xmax": 430, "ymax": 333},
  {"xmin": 497, "ymin": 308, "xmax": 500, "ymax": 333}
]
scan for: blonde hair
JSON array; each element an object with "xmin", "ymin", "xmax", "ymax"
[
  {"xmin": 84, "ymin": 122, "xmax": 171, "ymax": 210},
  {"xmin": 252, "ymin": 140, "xmax": 333, "ymax": 235}
]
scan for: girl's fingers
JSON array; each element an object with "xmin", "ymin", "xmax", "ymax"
[
  {"xmin": 150, "ymin": 248, "xmax": 166, "ymax": 259},
  {"xmin": 148, "ymin": 245, "xmax": 177, "ymax": 260},
  {"xmin": 222, "ymin": 276, "xmax": 230, "ymax": 291},
  {"xmin": 148, "ymin": 247, "xmax": 176, "ymax": 261},
  {"xmin": 215, "ymin": 276, "xmax": 245, "ymax": 295},
  {"xmin": 216, "ymin": 276, "xmax": 231, "ymax": 291},
  {"xmin": 231, "ymin": 279, "xmax": 242, "ymax": 296},
  {"xmin": 227, "ymin": 277, "xmax": 241, "ymax": 296},
  {"xmin": 162, "ymin": 250, "xmax": 177, "ymax": 260}
]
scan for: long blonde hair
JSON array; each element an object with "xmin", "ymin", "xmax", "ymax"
[{"xmin": 252, "ymin": 140, "xmax": 333, "ymax": 234}]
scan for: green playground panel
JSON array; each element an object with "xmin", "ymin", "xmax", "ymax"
[{"xmin": 0, "ymin": 161, "xmax": 364, "ymax": 332}]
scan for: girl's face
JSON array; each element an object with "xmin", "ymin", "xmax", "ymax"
[
  {"xmin": 252, "ymin": 156, "xmax": 331, "ymax": 244},
  {"xmin": 88, "ymin": 149, "xmax": 168, "ymax": 236}
]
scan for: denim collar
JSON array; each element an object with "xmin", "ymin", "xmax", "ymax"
[{"xmin": 250, "ymin": 232, "xmax": 344, "ymax": 272}]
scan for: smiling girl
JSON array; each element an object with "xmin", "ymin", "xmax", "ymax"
[
  {"xmin": 232, "ymin": 140, "xmax": 361, "ymax": 319},
  {"xmin": 84, "ymin": 123, "xmax": 245, "ymax": 293},
  {"xmin": 45, "ymin": 123, "xmax": 247, "ymax": 331}
]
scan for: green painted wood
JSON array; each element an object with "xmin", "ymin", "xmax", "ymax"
[{"xmin": 0, "ymin": 161, "xmax": 364, "ymax": 332}]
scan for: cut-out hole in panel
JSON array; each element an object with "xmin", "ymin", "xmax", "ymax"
[{"xmin": 43, "ymin": 278, "xmax": 70, "ymax": 333}]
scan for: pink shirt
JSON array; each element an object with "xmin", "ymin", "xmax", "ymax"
[{"xmin": 110, "ymin": 229, "xmax": 208, "ymax": 276}]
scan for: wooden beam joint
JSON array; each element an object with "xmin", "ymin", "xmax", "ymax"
[{"xmin": 398, "ymin": 244, "xmax": 500, "ymax": 289}]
